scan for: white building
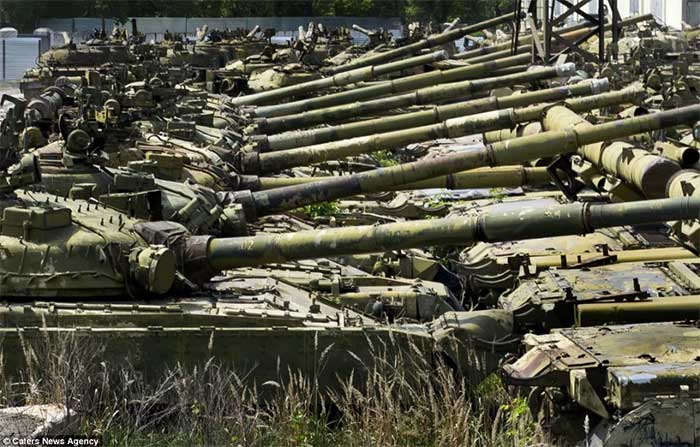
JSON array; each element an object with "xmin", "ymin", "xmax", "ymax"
[
  {"xmin": 534, "ymin": 1, "xmax": 700, "ymax": 31},
  {"xmin": 616, "ymin": 0, "xmax": 696, "ymax": 30}
]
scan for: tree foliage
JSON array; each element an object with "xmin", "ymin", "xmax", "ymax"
[{"xmin": 1, "ymin": 0, "xmax": 516, "ymax": 31}]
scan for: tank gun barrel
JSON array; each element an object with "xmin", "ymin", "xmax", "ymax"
[
  {"xmin": 250, "ymin": 52, "xmax": 533, "ymax": 121},
  {"xmin": 455, "ymin": 13, "xmax": 653, "ymax": 60},
  {"xmin": 254, "ymin": 59, "xmax": 564, "ymax": 134},
  {"xmin": 656, "ymin": 141, "xmax": 700, "ymax": 166},
  {"xmin": 326, "ymin": 12, "xmax": 522, "ymax": 74},
  {"xmin": 202, "ymin": 197, "xmax": 700, "ymax": 271},
  {"xmin": 444, "ymin": 18, "xmax": 461, "ymax": 32},
  {"xmin": 246, "ymin": 25, "xmax": 261, "ymax": 39},
  {"xmin": 459, "ymin": 44, "xmax": 530, "ymax": 65},
  {"xmin": 352, "ymin": 24, "xmax": 372, "ymax": 36},
  {"xmin": 258, "ymin": 74, "xmax": 605, "ymax": 152},
  {"xmin": 252, "ymin": 166, "xmax": 551, "ymax": 191},
  {"xmin": 240, "ymin": 103, "xmax": 700, "ymax": 216},
  {"xmin": 245, "ymin": 85, "xmax": 642, "ymax": 175},
  {"xmin": 229, "ymin": 50, "xmax": 448, "ymax": 107}
]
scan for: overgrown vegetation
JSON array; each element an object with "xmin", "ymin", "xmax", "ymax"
[
  {"xmin": 297, "ymin": 200, "xmax": 341, "ymax": 218},
  {"xmin": 372, "ymin": 149, "xmax": 399, "ymax": 167},
  {"xmin": 1, "ymin": 0, "xmax": 516, "ymax": 32},
  {"xmin": 1, "ymin": 330, "xmax": 541, "ymax": 446},
  {"xmin": 426, "ymin": 192, "xmax": 452, "ymax": 209},
  {"xmin": 489, "ymin": 186, "xmax": 508, "ymax": 200}
]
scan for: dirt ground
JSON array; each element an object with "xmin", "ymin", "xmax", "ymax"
[{"xmin": 0, "ymin": 81, "xmax": 21, "ymax": 98}]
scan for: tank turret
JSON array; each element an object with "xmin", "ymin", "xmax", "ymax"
[
  {"xmin": 325, "ymin": 12, "xmax": 521, "ymax": 74},
  {"xmin": 110, "ymin": 102, "xmax": 700, "ymax": 228},
  {"xmin": 254, "ymin": 71, "xmax": 606, "ymax": 152},
  {"xmin": 201, "ymin": 197, "xmax": 700, "ymax": 272},
  {"xmin": 7, "ymin": 180, "xmax": 700, "ymax": 299},
  {"xmin": 228, "ymin": 50, "xmax": 448, "ymax": 106},
  {"xmin": 246, "ymin": 52, "xmax": 535, "ymax": 122},
  {"xmin": 503, "ymin": 321, "xmax": 700, "ymax": 446},
  {"xmin": 240, "ymin": 85, "xmax": 644, "ymax": 175}
]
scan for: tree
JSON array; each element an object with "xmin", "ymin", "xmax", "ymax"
[{"xmin": 0, "ymin": 0, "xmax": 514, "ymax": 31}]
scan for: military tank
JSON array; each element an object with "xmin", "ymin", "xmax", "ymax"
[
  {"xmin": 238, "ymin": 83, "xmax": 639, "ymax": 175},
  {"xmin": 2, "ymin": 79, "xmax": 700, "ymax": 376},
  {"xmin": 249, "ymin": 64, "xmax": 600, "ymax": 151},
  {"xmin": 3, "ymin": 142, "xmax": 700, "ymax": 390},
  {"xmin": 503, "ymin": 321, "xmax": 700, "ymax": 446},
  {"xmin": 242, "ymin": 53, "xmax": 536, "ymax": 127},
  {"xmin": 324, "ymin": 12, "xmax": 521, "ymax": 74},
  {"xmin": 25, "ymin": 103, "xmax": 700, "ymax": 242}
]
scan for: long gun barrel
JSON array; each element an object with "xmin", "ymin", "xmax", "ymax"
[
  {"xmin": 256, "ymin": 72, "xmax": 604, "ymax": 152},
  {"xmin": 200, "ymin": 197, "xmax": 700, "ymax": 271},
  {"xmin": 246, "ymin": 25, "xmax": 261, "ymax": 39},
  {"xmin": 236, "ymin": 103, "xmax": 700, "ymax": 216},
  {"xmin": 254, "ymin": 58, "xmax": 563, "ymax": 134},
  {"xmin": 542, "ymin": 105, "xmax": 681, "ymax": 199},
  {"xmin": 252, "ymin": 166, "xmax": 552, "ymax": 191},
  {"xmin": 243, "ymin": 85, "xmax": 643, "ymax": 174},
  {"xmin": 249, "ymin": 52, "xmax": 533, "ymax": 120},
  {"xmin": 455, "ymin": 13, "xmax": 653, "ymax": 59},
  {"xmin": 326, "ymin": 12, "xmax": 522, "ymax": 74},
  {"xmin": 229, "ymin": 50, "xmax": 448, "ymax": 107},
  {"xmin": 459, "ymin": 44, "xmax": 531, "ymax": 65},
  {"xmin": 352, "ymin": 24, "xmax": 372, "ymax": 36}
]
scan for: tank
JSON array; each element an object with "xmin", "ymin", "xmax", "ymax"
[
  {"xmin": 499, "ymin": 258, "xmax": 700, "ymax": 331},
  {"xmin": 39, "ymin": 43, "xmax": 131, "ymax": 67},
  {"xmin": 239, "ymin": 86, "xmax": 648, "ymax": 175},
  {"xmin": 228, "ymin": 50, "xmax": 449, "ymax": 106},
  {"xmin": 503, "ymin": 321, "xmax": 700, "ymax": 446},
  {"xmin": 325, "ymin": 12, "xmax": 521, "ymax": 74},
  {"xmin": 451, "ymin": 193, "xmax": 690, "ymax": 305},
  {"xmin": 5, "ymin": 153, "xmax": 700, "ymax": 299},
  {"xmin": 253, "ymin": 71, "xmax": 605, "ymax": 152},
  {"xmin": 245, "ymin": 52, "xmax": 534, "ymax": 122},
  {"xmin": 7, "ymin": 130, "xmax": 700, "ymax": 387},
  {"xmin": 33, "ymin": 102, "xmax": 700, "ymax": 235}
]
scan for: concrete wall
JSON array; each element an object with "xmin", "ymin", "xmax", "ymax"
[
  {"xmin": 0, "ymin": 38, "xmax": 41, "ymax": 80},
  {"xmin": 37, "ymin": 16, "xmax": 403, "ymax": 44}
]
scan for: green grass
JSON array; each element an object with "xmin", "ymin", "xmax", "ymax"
[
  {"xmin": 372, "ymin": 150, "xmax": 399, "ymax": 167},
  {"xmin": 489, "ymin": 187, "xmax": 508, "ymax": 200},
  {"xmin": 1, "ymin": 332, "xmax": 541, "ymax": 447},
  {"xmin": 297, "ymin": 200, "xmax": 341, "ymax": 218}
]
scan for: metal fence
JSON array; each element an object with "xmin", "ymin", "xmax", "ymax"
[
  {"xmin": 0, "ymin": 37, "xmax": 41, "ymax": 80},
  {"xmin": 38, "ymin": 16, "xmax": 403, "ymax": 43},
  {"xmin": 689, "ymin": 0, "xmax": 700, "ymax": 25}
]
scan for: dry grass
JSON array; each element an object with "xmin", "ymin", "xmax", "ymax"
[{"xmin": 0, "ymin": 330, "xmax": 541, "ymax": 447}]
